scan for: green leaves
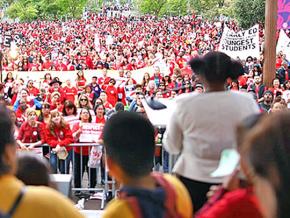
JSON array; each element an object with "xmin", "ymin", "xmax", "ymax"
[
  {"xmin": 233, "ymin": 0, "xmax": 265, "ymax": 28},
  {"xmin": 6, "ymin": 1, "xmax": 38, "ymax": 21},
  {"xmin": 5, "ymin": 0, "xmax": 89, "ymax": 21}
]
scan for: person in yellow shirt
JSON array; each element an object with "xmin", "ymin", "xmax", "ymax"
[
  {"xmin": 102, "ymin": 111, "xmax": 193, "ymax": 218},
  {"xmin": 0, "ymin": 105, "xmax": 84, "ymax": 218}
]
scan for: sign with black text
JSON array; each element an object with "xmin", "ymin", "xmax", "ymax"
[{"xmin": 219, "ymin": 25, "xmax": 260, "ymax": 60}]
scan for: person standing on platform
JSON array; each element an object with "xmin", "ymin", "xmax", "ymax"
[{"xmin": 163, "ymin": 51, "xmax": 260, "ymax": 211}]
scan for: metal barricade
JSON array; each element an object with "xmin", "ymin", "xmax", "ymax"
[{"xmin": 17, "ymin": 143, "xmax": 115, "ymax": 209}]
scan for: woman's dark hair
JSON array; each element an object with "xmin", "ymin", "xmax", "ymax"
[
  {"xmin": 79, "ymin": 108, "xmax": 92, "ymax": 123},
  {"xmin": 189, "ymin": 51, "xmax": 244, "ymax": 83},
  {"xmin": 62, "ymin": 100, "xmax": 77, "ymax": 116},
  {"xmin": 4, "ymin": 72, "xmax": 14, "ymax": 83},
  {"xmin": 94, "ymin": 103, "xmax": 106, "ymax": 116},
  {"xmin": 242, "ymin": 111, "xmax": 290, "ymax": 218},
  {"xmin": 16, "ymin": 153, "xmax": 52, "ymax": 187},
  {"xmin": 0, "ymin": 105, "xmax": 16, "ymax": 176},
  {"xmin": 38, "ymin": 102, "xmax": 51, "ymax": 122}
]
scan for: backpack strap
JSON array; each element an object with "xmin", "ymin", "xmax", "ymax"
[
  {"xmin": 151, "ymin": 172, "xmax": 181, "ymax": 218},
  {"xmin": 118, "ymin": 192, "xmax": 143, "ymax": 218},
  {"xmin": 7, "ymin": 187, "xmax": 26, "ymax": 217}
]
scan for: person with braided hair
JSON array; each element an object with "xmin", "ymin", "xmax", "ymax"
[{"xmin": 241, "ymin": 111, "xmax": 290, "ymax": 218}]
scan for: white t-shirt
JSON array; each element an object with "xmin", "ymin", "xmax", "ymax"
[{"xmin": 163, "ymin": 91, "xmax": 260, "ymax": 183}]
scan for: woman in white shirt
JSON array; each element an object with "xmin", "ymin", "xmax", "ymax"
[{"xmin": 163, "ymin": 52, "xmax": 260, "ymax": 211}]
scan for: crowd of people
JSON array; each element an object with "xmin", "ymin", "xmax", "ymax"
[{"xmin": 0, "ymin": 5, "xmax": 289, "ymax": 218}]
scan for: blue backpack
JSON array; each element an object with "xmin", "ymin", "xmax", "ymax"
[{"xmin": 0, "ymin": 187, "xmax": 25, "ymax": 218}]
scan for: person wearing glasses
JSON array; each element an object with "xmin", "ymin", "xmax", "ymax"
[{"xmin": 77, "ymin": 94, "xmax": 92, "ymax": 110}]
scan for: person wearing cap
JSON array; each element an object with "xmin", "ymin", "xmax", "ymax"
[
  {"xmin": 0, "ymin": 105, "xmax": 84, "ymax": 218},
  {"xmin": 163, "ymin": 52, "xmax": 260, "ymax": 212},
  {"xmin": 16, "ymin": 108, "xmax": 45, "ymax": 151},
  {"xmin": 48, "ymin": 77, "xmax": 65, "ymax": 103},
  {"xmin": 259, "ymin": 90, "xmax": 274, "ymax": 113},
  {"xmin": 194, "ymin": 83, "xmax": 204, "ymax": 93}
]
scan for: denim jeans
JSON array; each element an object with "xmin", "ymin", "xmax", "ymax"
[{"xmin": 50, "ymin": 150, "xmax": 72, "ymax": 174}]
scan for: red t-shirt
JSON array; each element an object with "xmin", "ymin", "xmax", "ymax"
[
  {"xmin": 17, "ymin": 121, "xmax": 44, "ymax": 143},
  {"xmin": 63, "ymin": 86, "xmax": 78, "ymax": 103}
]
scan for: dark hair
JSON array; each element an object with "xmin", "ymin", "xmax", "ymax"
[
  {"xmin": 115, "ymin": 102, "xmax": 124, "ymax": 112},
  {"xmin": 16, "ymin": 153, "xmax": 52, "ymax": 187},
  {"xmin": 236, "ymin": 113, "xmax": 264, "ymax": 149},
  {"xmin": 242, "ymin": 112, "xmax": 290, "ymax": 218},
  {"xmin": 103, "ymin": 112, "xmax": 155, "ymax": 178},
  {"xmin": 189, "ymin": 52, "xmax": 244, "ymax": 83},
  {"xmin": 79, "ymin": 108, "xmax": 92, "ymax": 123},
  {"xmin": 0, "ymin": 105, "xmax": 16, "ymax": 176},
  {"xmin": 62, "ymin": 100, "xmax": 77, "ymax": 116}
]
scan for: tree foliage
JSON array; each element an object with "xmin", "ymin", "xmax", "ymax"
[
  {"xmin": 6, "ymin": 0, "xmax": 88, "ymax": 21},
  {"xmin": 233, "ymin": 0, "xmax": 265, "ymax": 28}
]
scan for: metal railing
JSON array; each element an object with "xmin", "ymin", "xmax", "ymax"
[{"xmin": 18, "ymin": 142, "xmax": 177, "ymax": 209}]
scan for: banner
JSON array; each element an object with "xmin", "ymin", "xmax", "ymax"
[
  {"xmin": 79, "ymin": 123, "xmax": 104, "ymax": 143},
  {"xmin": 278, "ymin": 0, "xmax": 290, "ymax": 29},
  {"xmin": 219, "ymin": 24, "xmax": 260, "ymax": 60},
  {"xmin": 277, "ymin": 30, "xmax": 290, "ymax": 61},
  {"xmin": 2, "ymin": 67, "xmax": 155, "ymax": 86}
]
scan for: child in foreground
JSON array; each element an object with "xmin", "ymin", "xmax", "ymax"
[{"xmin": 102, "ymin": 111, "xmax": 193, "ymax": 218}]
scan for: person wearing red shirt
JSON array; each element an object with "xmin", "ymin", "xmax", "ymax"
[
  {"xmin": 98, "ymin": 91, "xmax": 113, "ymax": 110},
  {"xmin": 75, "ymin": 70, "xmax": 87, "ymax": 93},
  {"xmin": 26, "ymin": 80, "xmax": 39, "ymax": 97},
  {"xmin": 16, "ymin": 109, "xmax": 45, "ymax": 151},
  {"xmin": 72, "ymin": 108, "xmax": 97, "ymax": 190},
  {"xmin": 63, "ymin": 79, "xmax": 78, "ymax": 103},
  {"xmin": 98, "ymin": 69, "xmax": 111, "ymax": 88},
  {"xmin": 104, "ymin": 79, "xmax": 118, "ymax": 107},
  {"xmin": 268, "ymin": 78, "xmax": 283, "ymax": 97},
  {"xmin": 45, "ymin": 110, "xmax": 74, "ymax": 174},
  {"xmin": 94, "ymin": 103, "xmax": 106, "ymax": 124},
  {"xmin": 42, "ymin": 56, "xmax": 52, "ymax": 70}
]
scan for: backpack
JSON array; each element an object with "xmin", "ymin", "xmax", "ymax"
[
  {"xmin": 0, "ymin": 187, "xmax": 25, "ymax": 218},
  {"xmin": 118, "ymin": 173, "xmax": 182, "ymax": 218}
]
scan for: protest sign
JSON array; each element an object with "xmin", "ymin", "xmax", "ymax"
[
  {"xmin": 63, "ymin": 115, "xmax": 79, "ymax": 130},
  {"xmin": 276, "ymin": 30, "xmax": 290, "ymax": 61},
  {"xmin": 79, "ymin": 123, "xmax": 104, "ymax": 143},
  {"xmin": 4, "ymin": 35, "xmax": 12, "ymax": 47},
  {"xmin": 219, "ymin": 24, "xmax": 260, "ymax": 60}
]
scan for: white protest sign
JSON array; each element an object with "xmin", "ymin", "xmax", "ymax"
[
  {"xmin": 219, "ymin": 24, "xmax": 260, "ymax": 60},
  {"xmin": 276, "ymin": 30, "xmax": 290, "ymax": 61},
  {"xmin": 63, "ymin": 115, "xmax": 79, "ymax": 130},
  {"xmin": 79, "ymin": 123, "xmax": 104, "ymax": 143}
]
